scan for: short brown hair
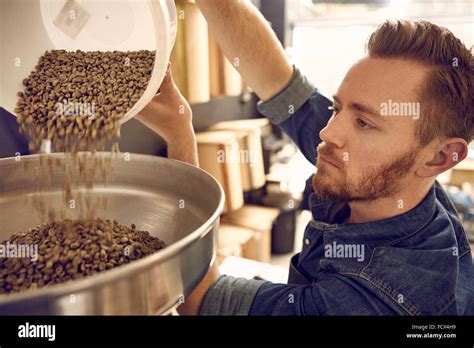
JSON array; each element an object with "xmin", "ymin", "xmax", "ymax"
[{"xmin": 367, "ymin": 20, "xmax": 473, "ymax": 146}]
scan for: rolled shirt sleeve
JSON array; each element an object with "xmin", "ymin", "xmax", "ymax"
[
  {"xmin": 257, "ymin": 66, "xmax": 333, "ymax": 165},
  {"xmin": 248, "ymin": 274, "xmax": 399, "ymax": 315},
  {"xmin": 198, "ymin": 274, "xmax": 400, "ymax": 315},
  {"xmin": 257, "ymin": 67, "xmax": 316, "ymax": 125},
  {"xmin": 199, "ymin": 275, "xmax": 267, "ymax": 315}
]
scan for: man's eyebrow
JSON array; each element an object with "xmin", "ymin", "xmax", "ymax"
[{"xmin": 332, "ymin": 95, "xmax": 385, "ymax": 122}]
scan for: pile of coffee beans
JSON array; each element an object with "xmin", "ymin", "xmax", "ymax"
[
  {"xmin": 15, "ymin": 49, "xmax": 155, "ymax": 153},
  {"xmin": 0, "ymin": 218, "xmax": 165, "ymax": 294}
]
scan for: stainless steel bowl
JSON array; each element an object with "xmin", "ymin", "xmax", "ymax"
[{"xmin": 0, "ymin": 153, "xmax": 224, "ymax": 315}]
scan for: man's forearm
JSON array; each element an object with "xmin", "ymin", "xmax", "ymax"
[
  {"xmin": 166, "ymin": 132, "xmax": 199, "ymax": 167},
  {"xmin": 195, "ymin": 0, "xmax": 293, "ymax": 101}
]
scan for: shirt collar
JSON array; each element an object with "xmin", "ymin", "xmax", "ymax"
[{"xmin": 308, "ymin": 183, "xmax": 437, "ymax": 249}]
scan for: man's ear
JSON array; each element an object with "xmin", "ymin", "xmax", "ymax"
[{"xmin": 416, "ymin": 138, "xmax": 469, "ymax": 178}]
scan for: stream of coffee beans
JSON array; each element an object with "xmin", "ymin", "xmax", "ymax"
[
  {"xmin": 15, "ymin": 49, "xmax": 155, "ymax": 153},
  {"xmin": 0, "ymin": 50, "xmax": 166, "ymax": 294}
]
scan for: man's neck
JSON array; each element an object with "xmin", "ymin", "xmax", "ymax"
[{"xmin": 347, "ymin": 182, "xmax": 433, "ymax": 224}]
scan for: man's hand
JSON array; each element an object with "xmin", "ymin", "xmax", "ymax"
[
  {"xmin": 195, "ymin": 0, "xmax": 294, "ymax": 101},
  {"xmin": 177, "ymin": 262, "xmax": 220, "ymax": 315},
  {"xmin": 136, "ymin": 63, "xmax": 198, "ymax": 166}
]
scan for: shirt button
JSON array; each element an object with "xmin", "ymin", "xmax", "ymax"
[{"xmin": 304, "ymin": 238, "xmax": 311, "ymax": 246}]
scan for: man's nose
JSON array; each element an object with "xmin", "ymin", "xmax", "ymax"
[{"xmin": 319, "ymin": 114, "xmax": 346, "ymax": 149}]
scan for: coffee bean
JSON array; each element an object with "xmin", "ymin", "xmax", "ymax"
[{"xmin": 0, "ymin": 218, "xmax": 165, "ymax": 294}]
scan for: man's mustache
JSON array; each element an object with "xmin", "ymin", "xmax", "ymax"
[{"xmin": 316, "ymin": 144, "xmax": 343, "ymax": 168}]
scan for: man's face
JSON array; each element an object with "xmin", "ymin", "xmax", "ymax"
[{"xmin": 312, "ymin": 57, "xmax": 429, "ymax": 202}]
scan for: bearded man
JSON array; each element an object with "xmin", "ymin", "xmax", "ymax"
[{"xmin": 139, "ymin": 1, "xmax": 473, "ymax": 315}]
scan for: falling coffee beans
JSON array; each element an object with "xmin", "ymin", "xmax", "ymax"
[
  {"xmin": 15, "ymin": 49, "xmax": 155, "ymax": 153},
  {"xmin": 0, "ymin": 218, "xmax": 165, "ymax": 294},
  {"xmin": 2, "ymin": 50, "xmax": 167, "ymax": 296},
  {"xmin": 14, "ymin": 49, "xmax": 157, "ymax": 222}
]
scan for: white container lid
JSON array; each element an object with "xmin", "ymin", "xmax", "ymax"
[{"xmin": 0, "ymin": 0, "xmax": 177, "ymax": 124}]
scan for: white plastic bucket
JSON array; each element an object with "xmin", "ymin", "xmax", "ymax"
[{"xmin": 0, "ymin": 0, "xmax": 177, "ymax": 124}]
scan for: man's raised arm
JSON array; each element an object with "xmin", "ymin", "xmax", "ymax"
[{"xmin": 195, "ymin": 0, "xmax": 294, "ymax": 101}]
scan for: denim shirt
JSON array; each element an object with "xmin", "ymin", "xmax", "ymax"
[{"xmin": 199, "ymin": 67, "xmax": 474, "ymax": 316}]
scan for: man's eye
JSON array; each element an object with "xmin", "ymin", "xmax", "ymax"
[
  {"xmin": 356, "ymin": 117, "xmax": 371, "ymax": 129},
  {"xmin": 328, "ymin": 105, "xmax": 340, "ymax": 115}
]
